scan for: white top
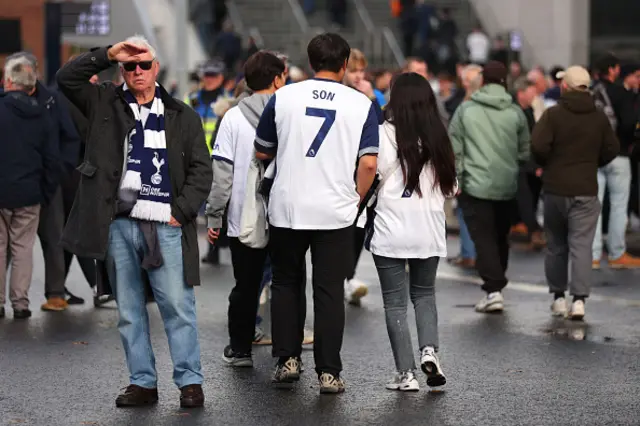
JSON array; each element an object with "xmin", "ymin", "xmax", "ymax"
[
  {"xmin": 367, "ymin": 122, "xmax": 449, "ymax": 259},
  {"xmin": 211, "ymin": 106, "xmax": 256, "ymax": 237},
  {"xmin": 466, "ymin": 31, "xmax": 490, "ymax": 64},
  {"xmin": 255, "ymin": 78, "xmax": 379, "ymax": 229}
]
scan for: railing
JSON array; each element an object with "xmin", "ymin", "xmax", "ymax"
[
  {"xmin": 286, "ymin": 0, "xmax": 324, "ymax": 58},
  {"xmin": 350, "ymin": 0, "xmax": 405, "ymax": 68},
  {"xmin": 226, "ymin": 1, "xmax": 265, "ymax": 50}
]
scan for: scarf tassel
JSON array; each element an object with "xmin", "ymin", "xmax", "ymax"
[
  {"xmin": 130, "ymin": 200, "xmax": 172, "ymax": 223},
  {"xmin": 120, "ymin": 170, "xmax": 142, "ymax": 191}
]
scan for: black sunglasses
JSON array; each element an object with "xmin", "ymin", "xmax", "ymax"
[{"xmin": 122, "ymin": 61, "xmax": 154, "ymax": 72}]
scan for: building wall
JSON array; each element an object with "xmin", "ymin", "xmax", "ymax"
[
  {"xmin": 0, "ymin": 0, "xmax": 45, "ymax": 69},
  {"xmin": 469, "ymin": 0, "xmax": 590, "ymax": 68}
]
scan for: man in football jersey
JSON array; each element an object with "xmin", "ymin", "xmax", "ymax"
[{"xmin": 254, "ymin": 33, "xmax": 379, "ymax": 394}]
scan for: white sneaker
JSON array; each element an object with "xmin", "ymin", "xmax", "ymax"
[
  {"xmin": 420, "ymin": 347, "xmax": 446, "ymax": 387},
  {"xmin": 302, "ymin": 327, "xmax": 314, "ymax": 345},
  {"xmin": 568, "ymin": 300, "xmax": 585, "ymax": 321},
  {"xmin": 385, "ymin": 371, "xmax": 420, "ymax": 391},
  {"xmin": 551, "ymin": 297, "xmax": 568, "ymax": 317},
  {"xmin": 475, "ymin": 292, "xmax": 504, "ymax": 313},
  {"xmin": 259, "ymin": 283, "xmax": 270, "ymax": 305},
  {"xmin": 345, "ymin": 279, "xmax": 368, "ymax": 306}
]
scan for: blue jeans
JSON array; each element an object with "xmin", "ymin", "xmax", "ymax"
[
  {"xmin": 457, "ymin": 207, "xmax": 476, "ymax": 259},
  {"xmin": 373, "ymin": 255, "xmax": 440, "ymax": 372},
  {"xmin": 107, "ymin": 218, "xmax": 203, "ymax": 389},
  {"xmin": 593, "ymin": 156, "xmax": 631, "ymax": 260}
]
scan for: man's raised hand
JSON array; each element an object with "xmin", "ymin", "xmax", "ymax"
[{"xmin": 107, "ymin": 42, "xmax": 150, "ymax": 63}]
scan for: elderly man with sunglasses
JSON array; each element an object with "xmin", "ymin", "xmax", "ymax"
[{"xmin": 57, "ymin": 36, "xmax": 212, "ymax": 408}]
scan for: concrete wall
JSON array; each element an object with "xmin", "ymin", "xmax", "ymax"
[{"xmin": 469, "ymin": 0, "xmax": 590, "ymax": 68}]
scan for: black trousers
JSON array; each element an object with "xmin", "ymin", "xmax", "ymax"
[
  {"xmin": 459, "ymin": 193, "xmax": 513, "ymax": 294},
  {"xmin": 270, "ymin": 225, "xmax": 353, "ymax": 376},
  {"xmin": 516, "ymin": 170, "xmax": 543, "ymax": 236},
  {"xmin": 346, "ymin": 225, "xmax": 366, "ymax": 281},
  {"xmin": 228, "ymin": 237, "xmax": 269, "ymax": 353},
  {"xmin": 39, "ymin": 187, "xmax": 67, "ymax": 298}
]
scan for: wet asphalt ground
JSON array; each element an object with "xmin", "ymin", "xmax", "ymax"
[{"xmin": 0, "ymin": 233, "xmax": 639, "ymax": 426}]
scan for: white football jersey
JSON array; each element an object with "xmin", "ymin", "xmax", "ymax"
[
  {"xmin": 366, "ymin": 122, "xmax": 449, "ymax": 259},
  {"xmin": 255, "ymin": 78, "xmax": 379, "ymax": 229}
]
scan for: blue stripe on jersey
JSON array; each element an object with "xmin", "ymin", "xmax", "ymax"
[
  {"xmin": 212, "ymin": 155, "xmax": 233, "ymax": 165},
  {"xmin": 359, "ymin": 103, "xmax": 380, "ymax": 157},
  {"xmin": 255, "ymin": 94, "xmax": 278, "ymax": 156}
]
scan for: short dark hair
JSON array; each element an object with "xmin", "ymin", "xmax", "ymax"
[
  {"xmin": 307, "ymin": 33, "xmax": 351, "ymax": 73},
  {"xmin": 243, "ymin": 51, "xmax": 286, "ymax": 91},
  {"xmin": 597, "ymin": 53, "xmax": 620, "ymax": 77}
]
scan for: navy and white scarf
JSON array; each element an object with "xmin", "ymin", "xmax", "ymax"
[{"xmin": 120, "ymin": 83, "xmax": 172, "ymax": 223}]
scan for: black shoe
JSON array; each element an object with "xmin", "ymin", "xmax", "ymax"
[
  {"xmin": 93, "ymin": 294, "xmax": 115, "ymax": 307},
  {"xmin": 201, "ymin": 254, "xmax": 220, "ymax": 265},
  {"xmin": 66, "ymin": 291, "xmax": 85, "ymax": 305},
  {"xmin": 115, "ymin": 384, "xmax": 159, "ymax": 407},
  {"xmin": 272, "ymin": 357, "xmax": 301, "ymax": 389},
  {"xmin": 222, "ymin": 345, "xmax": 253, "ymax": 367},
  {"xmin": 0, "ymin": 307, "xmax": 4, "ymax": 318},
  {"xmin": 13, "ymin": 309, "xmax": 31, "ymax": 319},
  {"xmin": 180, "ymin": 384, "xmax": 204, "ymax": 408}
]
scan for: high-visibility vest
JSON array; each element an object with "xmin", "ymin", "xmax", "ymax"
[{"xmin": 185, "ymin": 90, "xmax": 219, "ymax": 154}]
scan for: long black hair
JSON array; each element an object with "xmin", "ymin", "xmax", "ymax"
[{"xmin": 384, "ymin": 72, "xmax": 457, "ymax": 197}]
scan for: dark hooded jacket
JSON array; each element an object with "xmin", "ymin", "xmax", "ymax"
[
  {"xmin": 531, "ymin": 90, "xmax": 619, "ymax": 196},
  {"xmin": 0, "ymin": 91, "xmax": 61, "ymax": 208}
]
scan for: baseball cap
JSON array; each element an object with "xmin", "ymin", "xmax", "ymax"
[
  {"xmin": 556, "ymin": 66, "xmax": 591, "ymax": 90},
  {"xmin": 201, "ymin": 59, "xmax": 225, "ymax": 76},
  {"xmin": 482, "ymin": 60, "xmax": 507, "ymax": 85},
  {"xmin": 513, "ymin": 76, "xmax": 535, "ymax": 93}
]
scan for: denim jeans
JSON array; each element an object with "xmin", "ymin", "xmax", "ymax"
[
  {"xmin": 107, "ymin": 218, "xmax": 203, "ymax": 389},
  {"xmin": 593, "ymin": 156, "xmax": 631, "ymax": 260},
  {"xmin": 457, "ymin": 207, "xmax": 476, "ymax": 259},
  {"xmin": 373, "ymin": 255, "xmax": 440, "ymax": 373}
]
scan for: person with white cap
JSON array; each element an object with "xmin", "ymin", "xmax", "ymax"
[{"xmin": 531, "ymin": 65, "xmax": 619, "ymax": 320}]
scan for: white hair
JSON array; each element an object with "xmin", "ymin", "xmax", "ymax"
[
  {"xmin": 124, "ymin": 34, "xmax": 157, "ymax": 60},
  {"xmin": 462, "ymin": 64, "xmax": 483, "ymax": 92},
  {"xmin": 4, "ymin": 55, "xmax": 37, "ymax": 91}
]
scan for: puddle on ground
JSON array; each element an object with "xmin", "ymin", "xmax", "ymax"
[{"xmin": 540, "ymin": 319, "xmax": 614, "ymax": 343}]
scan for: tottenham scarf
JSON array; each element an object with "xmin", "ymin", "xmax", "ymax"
[{"xmin": 120, "ymin": 83, "xmax": 172, "ymax": 223}]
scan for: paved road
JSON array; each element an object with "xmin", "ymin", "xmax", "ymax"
[{"xmin": 1, "ymin": 233, "xmax": 639, "ymax": 426}]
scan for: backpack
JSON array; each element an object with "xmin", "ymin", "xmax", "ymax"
[{"xmin": 592, "ymin": 81, "xmax": 617, "ymax": 131}]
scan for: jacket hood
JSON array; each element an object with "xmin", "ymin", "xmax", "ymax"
[
  {"xmin": 558, "ymin": 90, "xmax": 596, "ymax": 114},
  {"xmin": 238, "ymin": 92, "xmax": 273, "ymax": 128},
  {"xmin": 1, "ymin": 91, "xmax": 45, "ymax": 118},
  {"xmin": 470, "ymin": 84, "xmax": 514, "ymax": 110}
]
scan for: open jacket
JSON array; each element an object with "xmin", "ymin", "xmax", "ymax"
[{"xmin": 56, "ymin": 47, "xmax": 212, "ymax": 286}]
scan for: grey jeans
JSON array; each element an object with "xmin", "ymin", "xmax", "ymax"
[
  {"xmin": 544, "ymin": 194, "xmax": 600, "ymax": 297},
  {"xmin": 373, "ymin": 255, "xmax": 440, "ymax": 373}
]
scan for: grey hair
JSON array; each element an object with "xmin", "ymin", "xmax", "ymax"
[
  {"xmin": 5, "ymin": 51, "xmax": 38, "ymax": 70},
  {"xmin": 462, "ymin": 64, "xmax": 483, "ymax": 92},
  {"xmin": 4, "ymin": 55, "xmax": 37, "ymax": 91},
  {"xmin": 123, "ymin": 34, "xmax": 157, "ymax": 60}
]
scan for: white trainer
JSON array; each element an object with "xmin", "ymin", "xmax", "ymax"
[
  {"xmin": 475, "ymin": 292, "xmax": 504, "ymax": 313},
  {"xmin": 568, "ymin": 300, "xmax": 585, "ymax": 321},
  {"xmin": 551, "ymin": 297, "xmax": 568, "ymax": 317},
  {"xmin": 385, "ymin": 371, "xmax": 420, "ymax": 392},
  {"xmin": 345, "ymin": 279, "xmax": 368, "ymax": 306},
  {"xmin": 420, "ymin": 347, "xmax": 446, "ymax": 387}
]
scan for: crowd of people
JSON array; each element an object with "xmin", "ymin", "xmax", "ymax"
[{"xmin": 1, "ymin": 23, "xmax": 640, "ymax": 409}]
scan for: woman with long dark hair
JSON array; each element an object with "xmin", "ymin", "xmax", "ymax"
[{"xmin": 366, "ymin": 72, "xmax": 457, "ymax": 391}]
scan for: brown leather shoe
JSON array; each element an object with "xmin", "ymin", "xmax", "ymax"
[
  {"xmin": 180, "ymin": 384, "xmax": 204, "ymax": 408},
  {"xmin": 115, "ymin": 385, "xmax": 158, "ymax": 407}
]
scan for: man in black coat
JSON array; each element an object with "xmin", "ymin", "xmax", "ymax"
[{"xmin": 57, "ymin": 37, "xmax": 212, "ymax": 408}]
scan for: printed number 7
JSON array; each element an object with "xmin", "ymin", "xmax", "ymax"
[{"xmin": 305, "ymin": 107, "xmax": 336, "ymax": 157}]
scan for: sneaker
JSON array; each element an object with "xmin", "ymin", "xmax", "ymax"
[
  {"xmin": 318, "ymin": 372, "xmax": 345, "ymax": 394},
  {"xmin": 179, "ymin": 384, "xmax": 204, "ymax": 408},
  {"xmin": 530, "ymin": 231, "xmax": 546, "ymax": 250},
  {"xmin": 608, "ymin": 252, "xmax": 640, "ymax": 269},
  {"xmin": 272, "ymin": 357, "xmax": 301, "ymax": 388},
  {"xmin": 222, "ymin": 345, "xmax": 253, "ymax": 367},
  {"xmin": 41, "ymin": 297, "xmax": 68, "ymax": 312},
  {"xmin": 115, "ymin": 384, "xmax": 158, "ymax": 407},
  {"xmin": 592, "ymin": 260, "xmax": 601, "ymax": 270},
  {"xmin": 252, "ymin": 327, "xmax": 272, "ymax": 345},
  {"xmin": 420, "ymin": 347, "xmax": 446, "ymax": 387},
  {"xmin": 259, "ymin": 283, "xmax": 270, "ymax": 305},
  {"xmin": 65, "ymin": 289, "xmax": 85, "ymax": 305},
  {"xmin": 385, "ymin": 371, "xmax": 420, "ymax": 392},
  {"xmin": 13, "ymin": 309, "xmax": 31, "ymax": 319},
  {"xmin": 551, "ymin": 297, "xmax": 568, "ymax": 317},
  {"xmin": 475, "ymin": 292, "xmax": 504, "ymax": 313},
  {"xmin": 302, "ymin": 327, "xmax": 314, "ymax": 345},
  {"xmin": 345, "ymin": 279, "xmax": 368, "ymax": 306},
  {"xmin": 568, "ymin": 300, "xmax": 585, "ymax": 321},
  {"xmin": 447, "ymin": 256, "xmax": 476, "ymax": 269}
]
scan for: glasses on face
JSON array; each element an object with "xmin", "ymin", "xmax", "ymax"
[{"xmin": 122, "ymin": 61, "xmax": 154, "ymax": 72}]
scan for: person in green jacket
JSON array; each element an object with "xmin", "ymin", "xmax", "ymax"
[{"xmin": 448, "ymin": 60, "xmax": 530, "ymax": 314}]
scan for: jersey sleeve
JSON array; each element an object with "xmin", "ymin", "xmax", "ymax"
[
  {"xmin": 254, "ymin": 94, "xmax": 278, "ymax": 156},
  {"xmin": 359, "ymin": 102, "xmax": 380, "ymax": 157},
  {"xmin": 211, "ymin": 112, "xmax": 234, "ymax": 164}
]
